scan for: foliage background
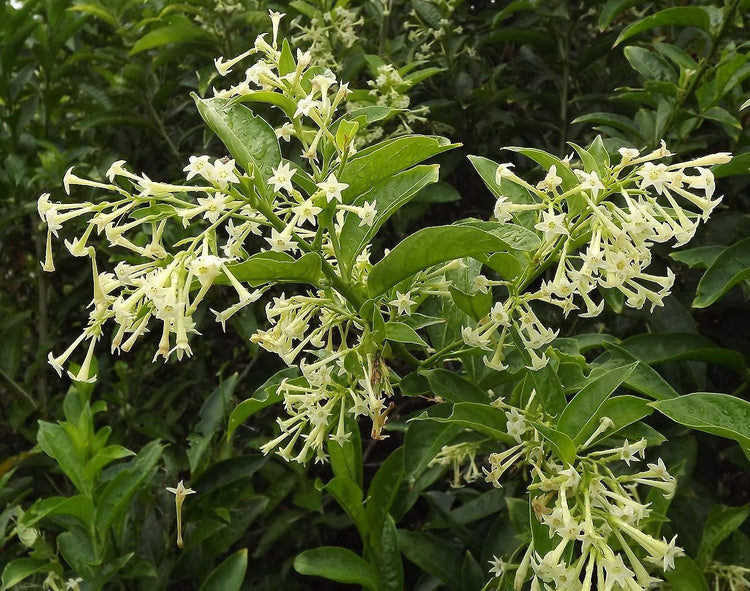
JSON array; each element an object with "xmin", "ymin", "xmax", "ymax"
[{"xmin": 0, "ymin": 0, "xmax": 748, "ymax": 589}]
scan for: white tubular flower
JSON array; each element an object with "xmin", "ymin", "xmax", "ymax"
[
  {"xmin": 636, "ymin": 162, "xmax": 675, "ymax": 195},
  {"xmin": 212, "ymin": 158, "xmax": 240, "ymax": 189},
  {"xmin": 183, "ymin": 155, "xmax": 214, "ymax": 181},
  {"xmin": 495, "ymin": 162, "xmax": 515, "ymax": 183},
  {"xmin": 268, "ymin": 10, "xmax": 285, "ymax": 47},
  {"xmin": 537, "ymin": 165, "xmax": 563, "ymax": 192},
  {"xmin": 189, "ymin": 254, "xmax": 225, "ymax": 288},
  {"xmin": 575, "ymin": 170, "xmax": 605, "ymax": 198},
  {"xmin": 268, "ymin": 162, "xmax": 296, "ymax": 193},
  {"xmin": 214, "ymin": 48, "xmax": 254, "ymax": 76},
  {"xmin": 316, "ymin": 173, "xmax": 349, "ymax": 202},
  {"xmin": 357, "ymin": 201, "xmax": 377, "ymax": 227},
  {"xmin": 266, "ymin": 228, "xmax": 295, "ymax": 252},
  {"xmin": 294, "ymin": 94, "xmax": 321, "ymax": 119},
  {"xmin": 165, "ymin": 480, "xmax": 196, "ymax": 548},
  {"xmin": 292, "ymin": 199, "xmax": 322, "ymax": 226},
  {"xmin": 389, "ymin": 291, "xmax": 415, "ymax": 315},
  {"xmin": 461, "ymin": 326, "xmax": 490, "ymax": 350},
  {"xmin": 535, "ymin": 209, "xmax": 569, "ymax": 241},
  {"xmin": 275, "ymin": 122, "xmax": 295, "ymax": 142}
]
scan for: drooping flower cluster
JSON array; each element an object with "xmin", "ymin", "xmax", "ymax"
[
  {"xmin": 485, "ymin": 395, "xmax": 683, "ymax": 591},
  {"xmin": 457, "ymin": 144, "xmax": 731, "ymax": 375}
]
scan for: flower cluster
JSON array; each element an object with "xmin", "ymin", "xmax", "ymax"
[
  {"xmin": 458, "ymin": 145, "xmax": 731, "ymax": 375},
  {"xmin": 37, "ymin": 16, "xmax": 399, "ymax": 463},
  {"xmin": 290, "ymin": 5, "xmax": 363, "ymax": 71},
  {"xmin": 486, "ymin": 396, "xmax": 683, "ymax": 591}
]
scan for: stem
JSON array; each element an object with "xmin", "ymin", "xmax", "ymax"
[
  {"xmin": 146, "ymin": 95, "xmax": 180, "ymax": 161},
  {"xmin": 33, "ymin": 216, "xmax": 47, "ymax": 408},
  {"xmin": 419, "ymin": 339, "xmax": 465, "ymax": 368}
]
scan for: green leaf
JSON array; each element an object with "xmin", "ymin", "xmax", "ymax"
[
  {"xmin": 192, "ymin": 95, "xmax": 281, "ymax": 175},
  {"xmin": 224, "ymin": 251, "xmax": 322, "ymax": 287},
  {"xmin": 397, "ymin": 530, "xmax": 463, "ymax": 590},
  {"xmin": 456, "ymin": 220, "xmax": 541, "ymax": 251},
  {"xmin": 414, "ymin": 402, "xmax": 514, "ymax": 444},
  {"xmin": 624, "ymin": 46, "xmax": 677, "ymax": 82},
  {"xmin": 652, "ymin": 393, "xmax": 750, "ymax": 455},
  {"xmin": 671, "ymin": 245, "xmax": 724, "ymax": 270},
  {"xmin": 37, "ymin": 420, "xmax": 90, "ymax": 496},
  {"xmin": 692, "ymin": 237, "xmax": 750, "ymax": 308},
  {"xmin": 614, "ymin": 7, "xmax": 712, "ymax": 46},
  {"xmin": 532, "ymin": 422, "xmax": 577, "ymax": 464},
  {"xmin": 236, "ymin": 91, "xmax": 298, "ymax": 120},
  {"xmin": 448, "ymin": 286, "xmax": 492, "ymax": 321},
  {"xmin": 68, "ymin": 4, "xmax": 117, "ymax": 27},
  {"xmin": 378, "ymin": 516, "xmax": 404, "ymax": 591},
  {"xmin": 95, "ymin": 440, "xmax": 163, "ymax": 533},
  {"xmin": 696, "ymin": 504, "xmax": 750, "ymax": 568},
  {"xmin": 403, "ymin": 418, "xmax": 461, "ymax": 483},
  {"xmin": 598, "ymin": 0, "xmax": 645, "ymax": 30},
  {"xmin": 368, "ymin": 226, "xmax": 515, "ymax": 297},
  {"xmin": 130, "ymin": 24, "xmax": 214, "ymax": 54},
  {"xmin": 572, "ymin": 112, "xmax": 643, "ymax": 140},
  {"xmin": 326, "ymin": 477, "xmax": 368, "ymax": 540},
  {"xmin": 420, "ymin": 370, "xmax": 489, "ymax": 403},
  {"xmin": 596, "ymin": 343, "xmax": 678, "ymax": 401},
  {"xmin": 620, "ymin": 333, "xmax": 745, "ymax": 374},
  {"xmin": 384, "ymin": 321, "xmax": 428, "ymax": 347},
  {"xmin": 365, "ymin": 448, "xmax": 404, "ymax": 547},
  {"xmin": 227, "ymin": 368, "xmax": 297, "ymax": 438},
  {"xmin": 663, "ymin": 556, "xmax": 709, "ymax": 591},
  {"xmin": 557, "ymin": 362, "xmax": 639, "ymax": 441},
  {"xmin": 294, "ymin": 547, "xmax": 378, "ymax": 590},
  {"xmin": 503, "ymin": 147, "xmax": 579, "ymax": 189},
  {"xmin": 328, "ymin": 417, "xmax": 363, "ymax": 488},
  {"xmin": 1, "ymin": 558, "xmax": 53, "ymax": 590},
  {"xmin": 199, "ymin": 548, "xmax": 248, "ymax": 591},
  {"xmin": 339, "ymin": 135, "xmax": 458, "ymax": 200},
  {"xmin": 187, "ymin": 374, "xmax": 238, "ymax": 475},
  {"xmin": 339, "ymin": 165, "xmax": 440, "ymax": 268},
  {"xmin": 579, "ymin": 395, "xmax": 653, "ymax": 448}
]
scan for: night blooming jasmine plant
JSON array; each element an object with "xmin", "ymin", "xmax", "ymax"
[{"xmin": 37, "ymin": 12, "xmax": 742, "ymax": 591}]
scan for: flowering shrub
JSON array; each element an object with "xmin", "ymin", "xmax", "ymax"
[{"xmin": 3, "ymin": 2, "xmax": 749, "ymax": 590}]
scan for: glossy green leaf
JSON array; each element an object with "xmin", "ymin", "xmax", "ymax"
[
  {"xmin": 131, "ymin": 24, "xmax": 214, "ymax": 54},
  {"xmin": 37, "ymin": 420, "xmax": 90, "ymax": 496},
  {"xmin": 95, "ymin": 440, "xmax": 163, "ymax": 533},
  {"xmin": 615, "ymin": 7, "xmax": 711, "ymax": 46},
  {"xmin": 227, "ymin": 368, "xmax": 297, "ymax": 438},
  {"xmin": 624, "ymin": 46, "xmax": 677, "ymax": 81},
  {"xmin": 294, "ymin": 546, "xmax": 378, "ymax": 590},
  {"xmin": 557, "ymin": 362, "xmax": 638, "ymax": 441},
  {"xmin": 692, "ymin": 237, "xmax": 750, "ymax": 308},
  {"xmin": 532, "ymin": 422, "xmax": 577, "ymax": 464},
  {"xmin": 415, "ymin": 402, "xmax": 514, "ymax": 444},
  {"xmin": 696, "ymin": 503, "xmax": 750, "ymax": 568},
  {"xmin": 339, "ymin": 165, "xmax": 439, "ymax": 268},
  {"xmin": 620, "ymin": 333, "xmax": 745, "ymax": 373},
  {"xmin": 504, "ymin": 147, "xmax": 579, "ymax": 189},
  {"xmin": 365, "ymin": 447, "xmax": 404, "ymax": 547},
  {"xmin": 420, "ymin": 369, "xmax": 489, "ymax": 403},
  {"xmin": 384, "ymin": 321, "xmax": 428, "ymax": 346},
  {"xmin": 571, "ymin": 112, "xmax": 643, "ymax": 139},
  {"xmin": 187, "ymin": 374, "xmax": 238, "ymax": 475},
  {"xmin": 448, "ymin": 286, "xmax": 491, "ymax": 321},
  {"xmin": 1, "ymin": 559, "xmax": 54, "ymax": 590},
  {"xmin": 192, "ymin": 95, "xmax": 281, "ymax": 174},
  {"xmin": 329, "ymin": 417, "xmax": 363, "ymax": 488},
  {"xmin": 595, "ymin": 343, "xmax": 678, "ymax": 401},
  {"xmin": 403, "ymin": 417, "xmax": 461, "ymax": 483},
  {"xmin": 224, "ymin": 251, "xmax": 322, "ymax": 287},
  {"xmin": 339, "ymin": 135, "xmax": 458, "ymax": 200},
  {"xmin": 397, "ymin": 530, "xmax": 463, "ymax": 590},
  {"xmin": 199, "ymin": 548, "xmax": 248, "ymax": 591},
  {"xmin": 598, "ymin": 0, "xmax": 645, "ymax": 30},
  {"xmin": 652, "ymin": 393, "xmax": 750, "ymax": 454},
  {"xmin": 663, "ymin": 556, "xmax": 709, "ymax": 591},
  {"xmin": 236, "ymin": 91, "xmax": 297, "ymax": 120},
  {"xmin": 326, "ymin": 476, "xmax": 368, "ymax": 539},
  {"xmin": 671, "ymin": 245, "xmax": 724, "ymax": 270},
  {"xmin": 580, "ymin": 395, "xmax": 653, "ymax": 448},
  {"xmin": 368, "ymin": 226, "xmax": 514, "ymax": 297},
  {"xmin": 456, "ymin": 220, "xmax": 541, "ymax": 251},
  {"xmin": 378, "ymin": 516, "xmax": 404, "ymax": 591}
]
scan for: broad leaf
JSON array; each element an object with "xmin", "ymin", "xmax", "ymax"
[
  {"xmin": 294, "ymin": 547, "xmax": 378, "ymax": 590},
  {"xmin": 368, "ymin": 226, "xmax": 515, "ymax": 297},
  {"xmin": 692, "ymin": 237, "xmax": 750, "ymax": 308},
  {"xmin": 192, "ymin": 95, "xmax": 281, "ymax": 174},
  {"xmin": 199, "ymin": 548, "xmax": 248, "ymax": 591},
  {"xmin": 614, "ymin": 7, "xmax": 711, "ymax": 46},
  {"xmin": 223, "ymin": 251, "xmax": 322, "ymax": 287},
  {"xmin": 652, "ymin": 393, "xmax": 750, "ymax": 454}
]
